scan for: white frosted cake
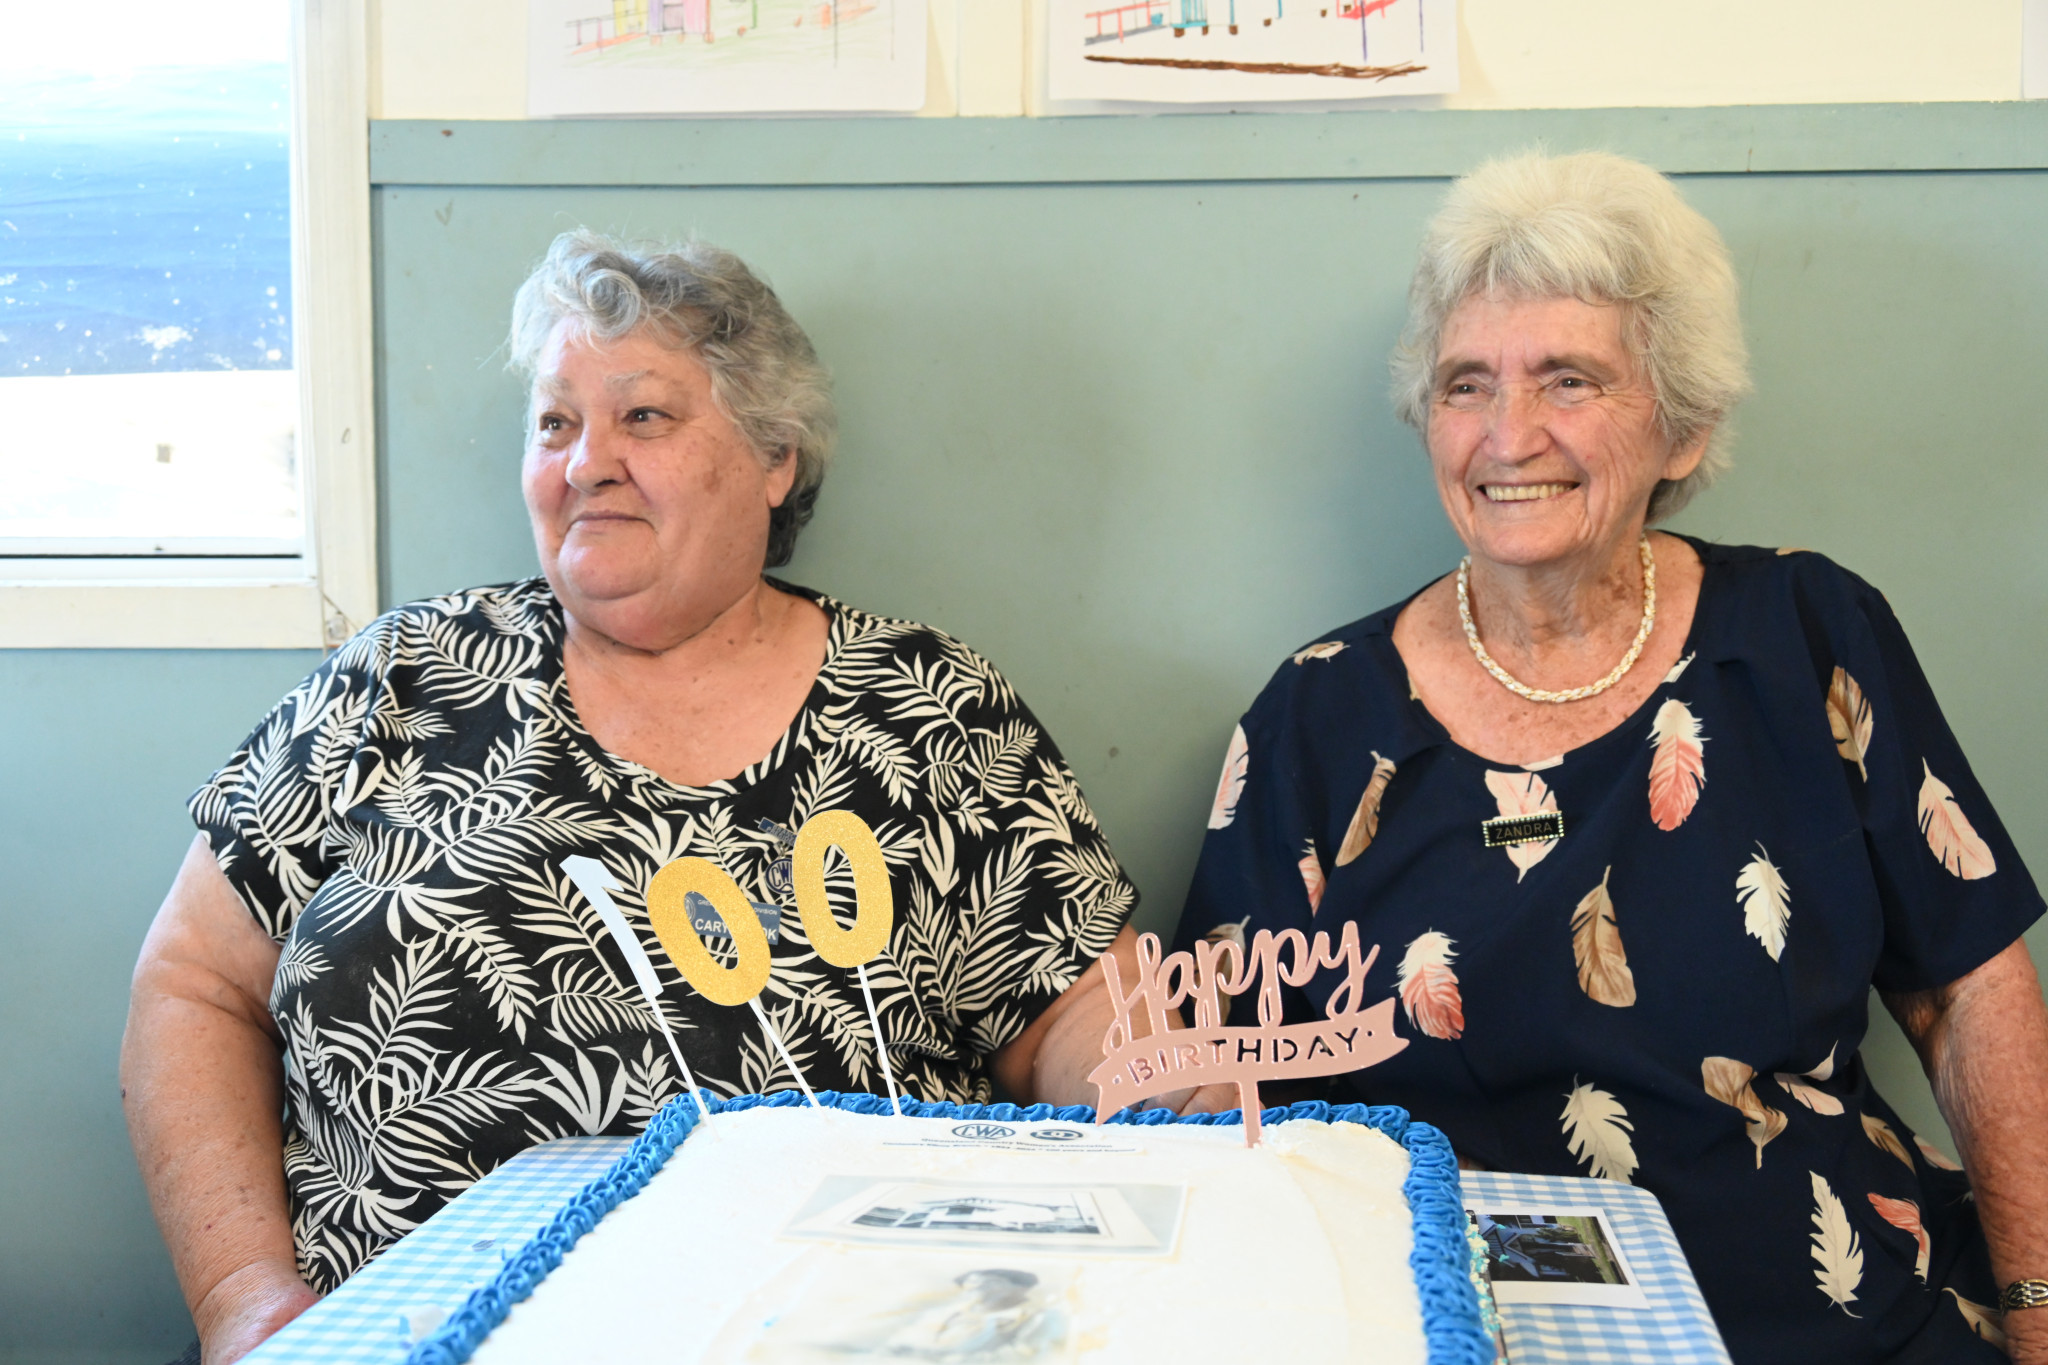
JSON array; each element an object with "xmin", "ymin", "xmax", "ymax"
[{"xmin": 409, "ymin": 1094, "xmax": 1489, "ymax": 1365}]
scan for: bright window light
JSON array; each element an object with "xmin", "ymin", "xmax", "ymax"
[{"xmin": 0, "ymin": 1, "xmax": 298, "ymax": 558}]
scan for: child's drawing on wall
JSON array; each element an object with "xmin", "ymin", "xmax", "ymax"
[
  {"xmin": 528, "ymin": 0, "xmax": 925, "ymax": 114},
  {"xmin": 1049, "ymin": 0, "xmax": 1458, "ymax": 103}
]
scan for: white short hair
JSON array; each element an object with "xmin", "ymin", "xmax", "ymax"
[{"xmin": 1389, "ymin": 151, "xmax": 1751, "ymax": 521}]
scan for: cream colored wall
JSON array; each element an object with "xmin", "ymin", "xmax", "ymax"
[{"xmin": 372, "ymin": 0, "xmax": 2025, "ymax": 120}]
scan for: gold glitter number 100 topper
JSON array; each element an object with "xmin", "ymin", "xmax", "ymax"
[{"xmin": 642, "ymin": 809, "xmax": 903, "ymax": 1113}]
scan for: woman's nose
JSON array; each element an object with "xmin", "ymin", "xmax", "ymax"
[
  {"xmin": 564, "ymin": 423, "xmax": 627, "ymax": 491},
  {"xmin": 1483, "ymin": 385, "xmax": 1550, "ymax": 460}
]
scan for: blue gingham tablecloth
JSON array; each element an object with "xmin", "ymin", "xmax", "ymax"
[
  {"xmin": 1465, "ymin": 1170, "xmax": 1731, "ymax": 1365},
  {"xmin": 241, "ymin": 1142, "xmax": 1729, "ymax": 1365}
]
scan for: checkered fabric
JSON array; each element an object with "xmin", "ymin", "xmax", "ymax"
[
  {"xmin": 1463, "ymin": 1170, "xmax": 1732, "ymax": 1365},
  {"xmin": 243, "ymin": 1142, "xmax": 1727, "ymax": 1364},
  {"xmin": 240, "ymin": 1139, "xmax": 625, "ymax": 1365}
]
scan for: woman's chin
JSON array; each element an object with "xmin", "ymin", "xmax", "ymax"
[
  {"xmin": 551, "ymin": 563, "xmax": 662, "ymax": 611},
  {"xmin": 1466, "ymin": 526, "xmax": 1589, "ymax": 573}
]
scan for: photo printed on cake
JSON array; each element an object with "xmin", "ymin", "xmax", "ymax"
[
  {"xmin": 784, "ymin": 1179, "xmax": 1185, "ymax": 1256},
  {"xmin": 732, "ymin": 1259, "xmax": 1079, "ymax": 1364}
]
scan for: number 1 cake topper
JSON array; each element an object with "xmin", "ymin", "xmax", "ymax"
[
  {"xmin": 560, "ymin": 854, "xmax": 714, "ymax": 1126},
  {"xmin": 1089, "ymin": 924, "xmax": 1409, "ymax": 1146}
]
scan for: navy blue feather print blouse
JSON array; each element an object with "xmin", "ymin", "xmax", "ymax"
[{"xmin": 1174, "ymin": 540, "xmax": 2042, "ymax": 1364}]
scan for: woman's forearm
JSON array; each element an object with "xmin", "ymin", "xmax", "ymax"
[
  {"xmin": 122, "ymin": 835, "xmax": 314, "ymax": 1358},
  {"xmin": 1889, "ymin": 938, "xmax": 2048, "ymax": 1359},
  {"xmin": 995, "ymin": 925, "xmax": 1235, "ymax": 1114},
  {"xmin": 123, "ymin": 975, "xmax": 297, "ymax": 1315}
]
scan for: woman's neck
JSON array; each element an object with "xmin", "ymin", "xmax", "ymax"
[
  {"xmin": 1465, "ymin": 529, "xmax": 1650, "ymax": 661},
  {"xmin": 560, "ymin": 578, "xmax": 831, "ymax": 788},
  {"xmin": 565, "ymin": 576, "xmax": 782, "ymax": 669},
  {"xmin": 1391, "ymin": 531, "xmax": 1703, "ymax": 769}
]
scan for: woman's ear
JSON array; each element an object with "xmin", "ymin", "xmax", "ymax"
[
  {"xmin": 765, "ymin": 446, "xmax": 800, "ymax": 508},
  {"xmin": 1663, "ymin": 426, "xmax": 1713, "ymax": 483}
]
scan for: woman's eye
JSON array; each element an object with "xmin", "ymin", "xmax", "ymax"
[{"xmin": 1443, "ymin": 382, "xmax": 1487, "ymax": 409}]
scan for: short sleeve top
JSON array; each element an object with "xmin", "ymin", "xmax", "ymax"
[
  {"xmin": 1173, "ymin": 540, "xmax": 2040, "ymax": 1365},
  {"xmin": 191, "ymin": 578, "xmax": 1136, "ymax": 1292}
]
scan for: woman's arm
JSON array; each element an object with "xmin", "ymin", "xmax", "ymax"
[
  {"xmin": 992, "ymin": 925, "xmax": 1237, "ymax": 1114},
  {"xmin": 993, "ymin": 924, "xmax": 1138, "ymax": 1109},
  {"xmin": 121, "ymin": 834, "xmax": 317, "ymax": 1364},
  {"xmin": 1885, "ymin": 937, "xmax": 2048, "ymax": 1363}
]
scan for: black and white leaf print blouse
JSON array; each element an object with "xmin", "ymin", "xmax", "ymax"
[{"xmin": 190, "ymin": 578, "xmax": 1136, "ymax": 1292}]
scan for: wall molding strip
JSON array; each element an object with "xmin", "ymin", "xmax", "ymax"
[{"xmin": 371, "ymin": 102, "xmax": 2048, "ymax": 188}]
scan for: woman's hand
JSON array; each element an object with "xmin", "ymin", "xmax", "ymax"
[
  {"xmin": 193, "ymin": 1259, "xmax": 319, "ymax": 1365},
  {"xmin": 1884, "ymin": 937, "xmax": 2048, "ymax": 1365},
  {"xmin": 1166, "ymin": 1083, "xmax": 1241, "ymax": 1116},
  {"xmin": 992, "ymin": 926, "xmax": 1141, "ymax": 1109},
  {"xmin": 122, "ymin": 835, "xmax": 305, "ymax": 1364},
  {"xmin": 992, "ymin": 928, "xmax": 1255, "ymax": 1119}
]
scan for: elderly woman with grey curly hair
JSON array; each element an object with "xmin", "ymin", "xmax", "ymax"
[
  {"xmin": 1173, "ymin": 152, "xmax": 2048, "ymax": 1363},
  {"xmin": 121, "ymin": 231, "xmax": 1147, "ymax": 1363}
]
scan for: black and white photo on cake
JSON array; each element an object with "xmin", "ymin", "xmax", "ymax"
[
  {"xmin": 783, "ymin": 1178, "xmax": 1186, "ymax": 1256},
  {"xmin": 731, "ymin": 1258, "xmax": 1079, "ymax": 1363}
]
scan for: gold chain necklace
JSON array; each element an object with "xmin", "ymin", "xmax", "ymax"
[{"xmin": 1456, "ymin": 536, "xmax": 1657, "ymax": 705}]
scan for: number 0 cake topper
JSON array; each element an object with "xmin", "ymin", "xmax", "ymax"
[
  {"xmin": 563, "ymin": 809, "xmax": 906, "ymax": 1118},
  {"xmin": 1090, "ymin": 924, "xmax": 1409, "ymax": 1145}
]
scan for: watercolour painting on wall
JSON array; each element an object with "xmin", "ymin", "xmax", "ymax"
[
  {"xmin": 528, "ymin": 0, "xmax": 928, "ymax": 115},
  {"xmin": 1047, "ymin": 0, "xmax": 1457, "ymax": 104}
]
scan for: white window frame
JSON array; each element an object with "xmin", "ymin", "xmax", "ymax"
[{"xmin": 0, "ymin": 0, "xmax": 376, "ymax": 649}]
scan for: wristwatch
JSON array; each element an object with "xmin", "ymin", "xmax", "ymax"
[{"xmin": 1999, "ymin": 1279, "xmax": 2048, "ymax": 1312}]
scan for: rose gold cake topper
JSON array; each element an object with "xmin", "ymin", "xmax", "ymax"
[{"xmin": 1089, "ymin": 924, "xmax": 1408, "ymax": 1145}]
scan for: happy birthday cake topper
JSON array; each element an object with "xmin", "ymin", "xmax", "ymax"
[
  {"xmin": 563, "ymin": 808, "xmax": 906, "ymax": 1119},
  {"xmin": 1090, "ymin": 924, "xmax": 1408, "ymax": 1145}
]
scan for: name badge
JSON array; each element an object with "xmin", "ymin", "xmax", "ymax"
[
  {"xmin": 1481, "ymin": 812, "xmax": 1566, "ymax": 848},
  {"xmin": 683, "ymin": 890, "xmax": 783, "ymax": 945}
]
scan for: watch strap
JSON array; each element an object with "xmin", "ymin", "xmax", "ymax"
[{"xmin": 1999, "ymin": 1278, "xmax": 2048, "ymax": 1312}]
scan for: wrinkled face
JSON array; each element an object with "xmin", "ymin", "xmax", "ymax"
[
  {"xmin": 523, "ymin": 321, "xmax": 794, "ymax": 634},
  {"xmin": 1425, "ymin": 294, "xmax": 1705, "ymax": 573}
]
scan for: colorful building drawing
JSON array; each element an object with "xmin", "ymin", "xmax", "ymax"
[
  {"xmin": 1085, "ymin": 0, "xmax": 1171, "ymax": 44},
  {"xmin": 576, "ymin": 0, "xmax": 853, "ymax": 49},
  {"xmin": 1080, "ymin": 0, "xmax": 1422, "ymax": 45},
  {"xmin": 1078, "ymin": 0, "xmax": 1420, "ymax": 58}
]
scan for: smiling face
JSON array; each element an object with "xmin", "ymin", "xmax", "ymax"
[
  {"xmin": 1426, "ymin": 294, "xmax": 1706, "ymax": 576},
  {"xmin": 523, "ymin": 320, "xmax": 796, "ymax": 648}
]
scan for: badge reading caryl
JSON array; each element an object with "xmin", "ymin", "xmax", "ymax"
[
  {"xmin": 1481, "ymin": 812, "xmax": 1565, "ymax": 848},
  {"xmin": 682, "ymin": 890, "xmax": 783, "ymax": 944}
]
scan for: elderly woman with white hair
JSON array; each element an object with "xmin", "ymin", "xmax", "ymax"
[
  {"xmin": 121, "ymin": 231, "xmax": 1143, "ymax": 1363},
  {"xmin": 1174, "ymin": 152, "xmax": 2048, "ymax": 1362}
]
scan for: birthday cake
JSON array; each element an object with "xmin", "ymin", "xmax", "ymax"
[{"xmin": 407, "ymin": 1091, "xmax": 1491, "ymax": 1364}]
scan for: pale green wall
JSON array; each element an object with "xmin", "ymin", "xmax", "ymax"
[{"xmin": 6, "ymin": 105, "xmax": 2047, "ymax": 1360}]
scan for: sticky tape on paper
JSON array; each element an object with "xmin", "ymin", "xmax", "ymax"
[
  {"xmin": 645, "ymin": 856, "xmax": 772, "ymax": 1007},
  {"xmin": 792, "ymin": 809, "xmax": 894, "ymax": 968}
]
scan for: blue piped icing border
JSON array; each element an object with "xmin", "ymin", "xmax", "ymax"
[{"xmin": 406, "ymin": 1092, "xmax": 1493, "ymax": 1365}]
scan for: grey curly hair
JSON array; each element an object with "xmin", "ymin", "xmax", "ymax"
[
  {"xmin": 1389, "ymin": 151, "xmax": 1751, "ymax": 522},
  {"xmin": 509, "ymin": 230, "xmax": 837, "ymax": 568}
]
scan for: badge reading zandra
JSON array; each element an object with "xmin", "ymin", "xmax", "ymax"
[{"xmin": 1088, "ymin": 925, "xmax": 1407, "ymax": 1146}]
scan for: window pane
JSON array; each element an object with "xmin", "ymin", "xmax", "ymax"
[{"xmin": 0, "ymin": 7, "xmax": 297, "ymax": 555}]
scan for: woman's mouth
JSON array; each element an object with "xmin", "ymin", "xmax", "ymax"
[{"xmin": 1482, "ymin": 482, "xmax": 1577, "ymax": 503}]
